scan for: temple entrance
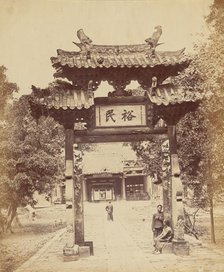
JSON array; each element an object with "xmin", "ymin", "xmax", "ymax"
[
  {"xmin": 92, "ymin": 187, "xmax": 113, "ymax": 201},
  {"xmin": 86, "ymin": 178, "xmax": 117, "ymax": 202},
  {"xmin": 83, "ymin": 153, "xmax": 149, "ymax": 202}
]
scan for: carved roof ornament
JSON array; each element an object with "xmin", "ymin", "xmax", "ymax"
[
  {"xmin": 150, "ymin": 76, "xmax": 158, "ymax": 96},
  {"xmin": 145, "ymin": 25, "xmax": 163, "ymax": 49},
  {"xmin": 73, "ymin": 29, "xmax": 92, "ymax": 50},
  {"xmin": 152, "ymin": 76, "xmax": 158, "ymax": 88},
  {"xmin": 108, "ymin": 89, "xmax": 132, "ymax": 97},
  {"xmin": 50, "ymin": 28, "xmax": 190, "ymax": 95},
  {"xmin": 74, "ymin": 120, "xmax": 88, "ymax": 131},
  {"xmin": 77, "ymin": 29, "xmax": 92, "ymax": 44},
  {"xmin": 73, "ymin": 27, "xmax": 163, "ymax": 52},
  {"xmin": 51, "ymin": 27, "xmax": 188, "ymax": 72}
]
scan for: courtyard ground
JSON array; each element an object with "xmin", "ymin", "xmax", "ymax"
[
  {"xmin": 0, "ymin": 205, "xmax": 66, "ymax": 272},
  {"xmin": 1, "ymin": 200, "xmax": 222, "ymax": 272}
]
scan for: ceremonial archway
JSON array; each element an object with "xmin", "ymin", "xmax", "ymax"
[{"xmin": 30, "ymin": 28, "xmax": 202, "ymax": 255}]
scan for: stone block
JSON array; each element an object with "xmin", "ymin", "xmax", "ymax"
[
  {"xmin": 172, "ymin": 240, "xmax": 190, "ymax": 256},
  {"xmin": 63, "ymin": 244, "xmax": 79, "ymax": 262},
  {"xmin": 84, "ymin": 241, "xmax": 94, "ymax": 256},
  {"xmin": 161, "ymin": 242, "xmax": 173, "ymax": 254},
  {"xmin": 79, "ymin": 246, "xmax": 90, "ymax": 258}
]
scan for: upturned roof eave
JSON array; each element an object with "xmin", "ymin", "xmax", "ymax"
[{"xmin": 50, "ymin": 47, "xmax": 190, "ymax": 70}]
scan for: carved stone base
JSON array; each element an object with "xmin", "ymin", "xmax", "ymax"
[
  {"xmin": 172, "ymin": 240, "xmax": 190, "ymax": 256},
  {"xmin": 63, "ymin": 244, "xmax": 79, "ymax": 262}
]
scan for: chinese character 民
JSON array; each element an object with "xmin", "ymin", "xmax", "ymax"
[
  {"xmin": 106, "ymin": 109, "xmax": 116, "ymax": 122},
  {"xmin": 121, "ymin": 109, "xmax": 136, "ymax": 121}
]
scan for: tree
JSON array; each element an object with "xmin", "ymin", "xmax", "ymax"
[
  {"xmin": 130, "ymin": 136, "xmax": 164, "ymax": 178},
  {"xmin": 0, "ymin": 65, "xmax": 18, "ymax": 118},
  {"xmin": 0, "ymin": 95, "xmax": 64, "ymax": 231},
  {"xmin": 176, "ymin": 0, "xmax": 224, "ymax": 243},
  {"xmin": 126, "ymin": 88, "xmax": 165, "ymax": 178},
  {"xmin": 0, "ymin": 65, "xmax": 19, "ymax": 228}
]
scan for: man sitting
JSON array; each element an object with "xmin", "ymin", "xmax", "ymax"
[{"xmin": 153, "ymin": 219, "xmax": 173, "ymax": 254}]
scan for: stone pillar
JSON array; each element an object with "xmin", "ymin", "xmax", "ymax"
[
  {"xmin": 60, "ymin": 185, "xmax": 64, "ymax": 203},
  {"xmin": 56, "ymin": 185, "xmax": 61, "ymax": 200},
  {"xmin": 74, "ymin": 145, "xmax": 85, "ymax": 245},
  {"xmin": 167, "ymin": 125, "xmax": 189, "ymax": 255},
  {"xmin": 82, "ymin": 178, "xmax": 88, "ymax": 202},
  {"xmin": 121, "ymin": 176, "xmax": 126, "ymax": 200},
  {"xmin": 64, "ymin": 128, "xmax": 76, "ymax": 247},
  {"xmin": 74, "ymin": 175, "xmax": 84, "ymax": 245},
  {"xmin": 161, "ymin": 139, "xmax": 171, "ymax": 221},
  {"xmin": 167, "ymin": 126, "xmax": 183, "ymax": 227}
]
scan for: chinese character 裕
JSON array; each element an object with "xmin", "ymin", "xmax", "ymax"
[
  {"xmin": 121, "ymin": 109, "xmax": 136, "ymax": 121},
  {"xmin": 106, "ymin": 109, "xmax": 116, "ymax": 122}
]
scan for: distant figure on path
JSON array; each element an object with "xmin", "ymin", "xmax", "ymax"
[
  {"xmin": 152, "ymin": 204, "xmax": 164, "ymax": 238},
  {"xmin": 105, "ymin": 201, "xmax": 113, "ymax": 221},
  {"xmin": 153, "ymin": 219, "xmax": 173, "ymax": 254}
]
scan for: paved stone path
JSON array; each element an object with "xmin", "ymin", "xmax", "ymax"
[{"xmin": 16, "ymin": 201, "xmax": 224, "ymax": 272}]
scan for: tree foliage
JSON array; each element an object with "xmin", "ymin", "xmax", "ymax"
[
  {"xmin": 176, "ymin": 0, "xmax": 224, "ymax": 205},
  {"xmin": 6, "ymin": 99, "xmax": 63, "ymax": 202},
  {"xmin": 0, "ymin": 66, "xmax": 18, "ymax": 118},
  {"xmin": 130, "ymin": 136, "xmax": 165, "ymax": 178},
  {"xmin": 0, "ymin": 89, "xmax": 64, "ymax": 229}
]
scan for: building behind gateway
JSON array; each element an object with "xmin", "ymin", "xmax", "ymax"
[{"xmin": 53, "ymin": 153, "xmax": 161, "ymax": 203}]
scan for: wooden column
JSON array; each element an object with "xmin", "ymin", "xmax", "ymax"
[
  {"xmin": 167, "ymin": 125, "xmax": 183, "ymax": 227},
  {"xmin": 64, "ymin": 128, "xmax": 75, "ymax": 246}
]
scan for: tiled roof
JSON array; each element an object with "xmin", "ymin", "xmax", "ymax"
[
  {"xmin": 51, "ymin": 46, "xmax": 188, "ymax": 69},
  {"xmin": 33, "ymin": 83, "xmax": 202, "ymax": 110},
  {"xmin": 147, "ymin": 84, "xmax": 203, "ymax": 106},
  {"xmin": 34, "ymin": 89, "xmax": 94, "ymax": 110},
  {"xmin": 84, "ymin": 173, "xmax": 122, "ymax": 177}
]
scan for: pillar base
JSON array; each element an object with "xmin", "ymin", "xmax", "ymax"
[
  {"xmin": 84, "ymin": 241, "xmax": 94, "ymax": 256},
  {"xmin": 161, "ymin": 242, "xmax": 173, "ymax": 254},
  {"xmin": 79, "ymin": 246, "xmax": 90, "ymax": 258},
  {"xmin": 172, "ymin": 239, "xmax": 190, "ymax": 256},
  {"xmin": 63, "ymin": 244, "xmax": 79, "ymax": 262}
]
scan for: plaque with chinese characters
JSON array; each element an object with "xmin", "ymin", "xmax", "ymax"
[{"xmin": 95, "ymin": 104, "xmax": 146, "ymax": 127}]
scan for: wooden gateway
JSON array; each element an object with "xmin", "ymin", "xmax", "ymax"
[{"xmin": 30, "ymin": 28, "xmax": 203, "ymax": 252}]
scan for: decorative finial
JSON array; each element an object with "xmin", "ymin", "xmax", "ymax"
[
  {"xmin": 73, "ymin": 29, "xmax": 93, "ymax": 53},
  {"xmin": 145, "ymin": 26, "xmax": 163, "ymax": 49},
  {"xmin": 151, "ymin": 76, "xmax": 157, "ymax": 88},
  {"xmin": 149, "ymin": 76, "xmax": 158, "ymax": 97},
  {"xmin": 77, "ymin": 29, "xmax": 92, "ymax": 44}
]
